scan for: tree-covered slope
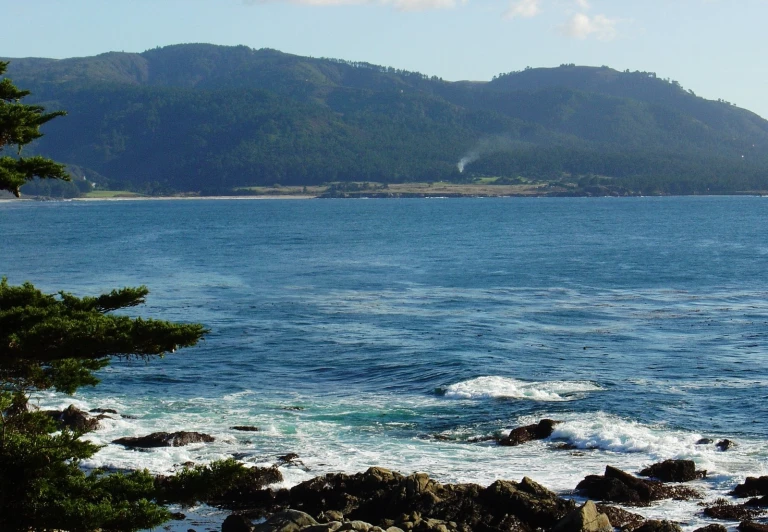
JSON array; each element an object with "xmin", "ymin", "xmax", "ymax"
[{"xmin": 4, "ymin": 44, "xmax": 768, "ymax": 194}]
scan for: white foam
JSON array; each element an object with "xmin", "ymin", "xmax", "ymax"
[{"xmin": 443, "ymin": 376, "xmax": 602, "ymax": 401}]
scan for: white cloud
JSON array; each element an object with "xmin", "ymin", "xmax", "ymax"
[
  {"xmin": 558, "ymin": 12, "xmax": 618, "ymax": 40},
  {"xmin": 504, "ymin": 0, "xmax": 541, "ymax": 18},
  {"xmin": 575, "ymin": 0, "xmax": 590, "ymax": 9}
]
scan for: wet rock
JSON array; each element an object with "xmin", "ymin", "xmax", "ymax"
[
  {"xmin": 113, "ymin": 431, "xmax": 215, "ymax": 448},
  {"xmin": 716, "ymin": 439, "xmax": 736, "ymax": 451},
  {"xmin": 747, "ymin": 496, "xmax": 768, "ymax": 507},
  {"xmin": 230, "ymin": 467, "xmax": 587, "ymax": 532},
  {"xmin": 482, "ymin": 477, "xmax": 576, "ymax": 528},
  {"xmin": 303, "ymin": 524, "xmax": 343, "ymax": 532},
  {"xmin": 596, "ymin": 504, "xmax": 646, "ymax": 531},
  {"xmin": 704, "ymin": 499, "xmax": 764, "ymax": 521},
  {"xmin": 576, "ymin": 466, "xmax": 699, "ymax": 506},
  {"xmin": 319, "ymin": 511, "xmax": 345, "ymax": 523},
  {"xmin": 734, "ymin": 477, "xmax": 768, "ymax": 498},
  {"xmin": 638, "ymin": 460, "xmax": 705, "ymax": 482},
  {"xmin": 170, "ymin": 511, "xmax": 186, "ymax": 520},
  {"xmin": 232, "ymin": 426, "xmax": 260, "ymax": 432},
  {"xmin": 222, "ymin": 513, "xmax": 253, "ymax": 532},
  {"xmin": 693, "ymin": 525, "xmax": 728, "ymax": 532},
  {"xmin": 739, "ymin": 522, "xmax": 768, "ymax": 532},
  {"xmin": 47, "ymin": 404, "xmax": 101, "ymax": 432},
  {"xmin": 278, "ymin": 453, "xmax": 301, "ymax": 464},
  {"xmin": 338, "ymin": 521, "xmax": 373, "ymax": 531},
  {"xmin": 90, "ymin": 407, "xmax": 119, "ymax": 414},
  {"xmin": 552, "ymin": 500, "xmax": 612, "ymax": 532},
  {"xmin": 282, "ymin": 406, "xmax": 305, "ymax": 411},
  {"xmin": 634, "ymin": 520, "xmax": 683, "ymax": 532},
  {"xmin": 696, "ymin": 438, "xmax": 714, "ymax": 445},
  {"xmin": 254, "ymin": 509, "xmax": 318, "ymax": 532},
  {"xmin": 498, "ymin": 419, "xmax": 560, "ymax": 446},
  {"xmin": 209, "ymin": 467, "xmax": 284, "ymax": 509}
]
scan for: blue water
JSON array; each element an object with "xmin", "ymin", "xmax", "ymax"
[{"xmin": 2, "ymin": 196, "xmax": 768, "ymax": 528}]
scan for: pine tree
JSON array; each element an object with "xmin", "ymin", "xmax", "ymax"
[
  {"xmin": 0, "ymin": 62, "xmax": 208, "ymax": 531},
  {"xmin": 0, "ymin": 61, "xmax": 69, "ymax": 197}
]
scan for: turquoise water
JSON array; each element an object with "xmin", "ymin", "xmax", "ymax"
[{"xmin": 2, "ymin": 196, "xmax": 768, "ymax": 529}]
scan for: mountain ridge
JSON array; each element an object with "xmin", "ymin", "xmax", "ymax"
[{"xmin": 4, "ymin": 43, "xmax": 767, "ymax": 195}]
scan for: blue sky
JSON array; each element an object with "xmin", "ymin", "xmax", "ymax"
[{"xmin": 3, "ymin": 0, "xmax": 767, "ymax": 118}]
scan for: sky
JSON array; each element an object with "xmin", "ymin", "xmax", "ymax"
[{"xmin": 2, "ymin": 0, "xmax": 767, "ymax": 118}]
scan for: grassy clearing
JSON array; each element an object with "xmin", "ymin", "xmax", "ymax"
[
  {"xmin": 233, "ymin": 185, "xmax": 326, "ymax": 196},
  {"xmin": 82, "ymin": 190, "xmax": 143, "ymax": 198}
]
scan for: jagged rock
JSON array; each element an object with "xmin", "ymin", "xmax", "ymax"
[
  {"xmin": 576, "ymin": 466, "xmax": 699, "ymax": 506},
  {"xmin": 47, "ymin": 404, "xmax": 101, "ymax": 432},
  {"xmin": 223, "ymin": 513, "xmax": 253, "ymax": 532},
  {"xmin": 704, "ymin": 500, "xmax": 764, "ymax": 521},
  {"xmin": 552, "ymin": 500, "xmax": 612, "ymax": 532},
  {"xmin": 739, "ymin": 522, "xmax": 768, "ymax": 532},
  {"xmin": 747, "ymin": 496, "xmax": 768, "ymax": 507},
  {"xmin": 482, "ymin": 477, "xmax": 576, "ymax": 528},
  {"xmin": 254, "ymin": 509, "xmax": 318, "ymax": 532},
  {"xmin": 693, "ymin": 525, "xmax": 728, "ymax": 532},
  {"xmin": 319, "ymin": 511, "xmax": 345, "ymax": 523},
  {"xmin": 638, "ymin": 460, "xmax": 704, "ymax": 482},
  {"xmin": 596, "ymin": 504, "xmax": 646, "ymax": 531},
  {"xmin": 716, "ymin": 439, "xmax": 736, "ymax": 451},
  {"xmin": 338, "ymin": 521, "xmax": 373, "ymax": 531},
  {"xmin": 303, "ymin": 524, "xmax": 343, "ymax": 532},
  {"xmin": 498, "ymin": 419, "xmax": 560, "ymax": 446},
  {"xmin": 634, "ymin": 520, "xmax": 682, "ymax": 532},
  {"xmin": 232, "ymin": 426, "xmax": 260, "ymax": 431},
  {"xmin": 734, "ymin": 477, "xmax": 768, "ymax": 498},
  {"xmin": 90, "ymin": 407, "xmax": 119, "ymax": 414},
  {"xmin": 113, "ymin": 431, "xmax": 215, "ymax": 448},
  {"xmin": 233, "ymin": 468, "xmax": 582, "ymax": 532}
]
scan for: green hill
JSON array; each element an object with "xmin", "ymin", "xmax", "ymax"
[{"xmin": 4, "ymin": 44, "xmax": 768, "ymax": 195}]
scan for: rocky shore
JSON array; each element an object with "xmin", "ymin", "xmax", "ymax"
[{"xmin": 49, "ymin": 407, "xmax": 768, "ymax": 532}]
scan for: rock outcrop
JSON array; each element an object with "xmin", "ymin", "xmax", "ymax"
[
  {"xmin": 113, "ymin": 431, "xmax": 215, "ymax": 448},
  {"xmin": 46, "ymin": 404, "xmax": 102, "ymax": 432},
  {"xmin": 638, "ymin": 460, "xmax": 705, "ymax": 482},
  {"xmin": 733, "ymin": 477, "xmax": 768, "ymax": 498},
  {"xmin": 220, "ymin": 467, "xmax": 578, "ymax": 532},
  {"xmin": 498, "ymin": 419, "xmax": 560, "ymax": 447},
  {"xmin": 551, "ymin": 500, "xmax": 612, "ymax": 532},
  {"xmin": 576, "ymin": 466, "xmax": 700, "ymax": 506}
]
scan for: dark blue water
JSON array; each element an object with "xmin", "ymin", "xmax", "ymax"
[{"xmin": 2, "ymin": 196, "xmax": 767, "ymax": 513}]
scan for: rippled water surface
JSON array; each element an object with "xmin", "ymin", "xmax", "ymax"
[{"xmin": 2, "ymin": 196, "xmax": 768, "ymax": 529}]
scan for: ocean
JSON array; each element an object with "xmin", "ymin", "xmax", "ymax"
[{"xmin": 2, "ymin": 196, "xmax": 767, "ymax": 530}]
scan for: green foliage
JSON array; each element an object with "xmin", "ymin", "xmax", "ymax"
[
  {"xmin": 0, "ymin": 62, "xmax": 208, "ymax": 530},
  {"xmin": 156, "ymin": 458, "xmax": 255, "ymax": 504},
  {"xmin": 0, "ymin": 61, "xmax": 68, "ymax": 197},
  {"xmin": 0, "ymin": 278, "xmax": 207, "ymax": 530},
  {"xmin": 7, "ymin": 44, "xmax": 767, "ymax": 194}
]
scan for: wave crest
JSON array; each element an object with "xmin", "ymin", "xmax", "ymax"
[{"xmin": 442, "ymin": 376, "xmax": 601, "ymax": 401}]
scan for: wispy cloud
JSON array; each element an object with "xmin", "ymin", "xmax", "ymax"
[
  {"xmin": 243, "ymin": 0, "xmax": 461, "ymax": 9},
  {"xmin": 558, "ymin": 12, "xmax": 619, "ymax": 40},
  {"xmin": 243, "ymin": 0, "xmax": 620, "ymax": 38},
  {"xmin": 504, "ymin": 0, "xmax": 541, "ymax": 19}
]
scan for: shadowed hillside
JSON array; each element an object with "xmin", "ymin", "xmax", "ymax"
[{"xmin": 4, "ymin": 44, "xmax": 768, "ymax": 195}]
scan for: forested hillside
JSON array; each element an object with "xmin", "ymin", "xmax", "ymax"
[{"xmin": 5, "ymin": 44, "xmax": 768, "ymax": 195}]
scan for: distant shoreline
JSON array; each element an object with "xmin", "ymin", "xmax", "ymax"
[{"xmin": 1, "ymin": 191, "xmax": 766, "ymax": 203}]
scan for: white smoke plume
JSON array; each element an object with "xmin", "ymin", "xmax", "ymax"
[{"xmin": 457, "ymin": 136, "xmax": 519, "ymax": 173}]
